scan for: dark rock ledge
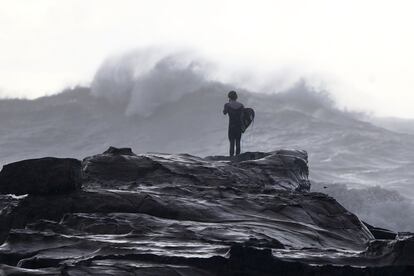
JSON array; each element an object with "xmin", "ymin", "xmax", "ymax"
[
  {"xmin": 0, "ymin": 157, "xmax": 81, "ymax": 195},
  {"xmin": 0, "ymin": 147, "xmax": 412, "ymax": 275}
]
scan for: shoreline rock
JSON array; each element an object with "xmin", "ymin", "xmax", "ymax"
[{"xmin": 0, "ymin": 147, "xmax": 412, "ymax": 275}]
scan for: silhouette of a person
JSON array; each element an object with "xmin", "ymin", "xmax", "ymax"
[{"xmin": 223, "ymin": 91, "xmax": 244, "ymax": 157}]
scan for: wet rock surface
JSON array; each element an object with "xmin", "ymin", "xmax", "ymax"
[
  {"xmin": 0, "ymin": 147, "xmax": 413, "ymax": 275},
  {"xmin": 83, "ymin": 148, "xmax": 311, "ymax": 191}
]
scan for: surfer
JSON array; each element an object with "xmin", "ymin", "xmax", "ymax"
[{"xmin": 223, "ymin": 91, "xmax": 244, "ymax": 157}]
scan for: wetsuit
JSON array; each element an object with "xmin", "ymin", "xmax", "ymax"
[{"xmin": 223, "ymin": 100, "xmax": 244, "ymax": 156}]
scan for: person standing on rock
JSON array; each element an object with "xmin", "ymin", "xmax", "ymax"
[{"xmin": 223, "ymin": 91, "xmax": 244, "ymax": 157}]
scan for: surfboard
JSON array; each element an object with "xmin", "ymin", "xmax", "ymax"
[{"xmin": 241, "ymin": 108, "xmax": 255, "ymax": 133}]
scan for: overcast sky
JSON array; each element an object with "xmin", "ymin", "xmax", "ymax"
[{"xmin": 1, "ymin": 0, "xmax": 413, "ymax": 118}]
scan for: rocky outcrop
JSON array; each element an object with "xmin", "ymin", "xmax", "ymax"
[
  {"xmin": 0, "ymin": 157, "xmax": 82, "ymax": 195},
  {"xmin": 0, "ymin": 147, "xmax": 412, "ymax": 275},
  {"xmin": 83, "ymin": 147, "xmax": 311, "ymax": 191}
]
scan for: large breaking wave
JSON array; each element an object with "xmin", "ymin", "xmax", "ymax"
[{"xmin": 91, "ymin": 49, "xmax": 211, "ymax": 117}]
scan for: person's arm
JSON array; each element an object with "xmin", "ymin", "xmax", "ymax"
[{"xmin": 223, "ymin": 103, "xmax": 228, "ymax": 115}]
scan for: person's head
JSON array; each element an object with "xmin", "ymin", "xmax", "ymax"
[{"xmin": 228, "ymin": 90, "xmax": 238, "ymax": 101}]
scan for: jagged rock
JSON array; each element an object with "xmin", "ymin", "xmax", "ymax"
[
  {"xmin": 0, "ymin": 264, "xmax": 60, "ymax": 275},
  {"xmin": 103, "ymin": 146, "xmax": 135, "ymax": 156},
  {"xmin": 0, "ymin": 157, "xmax": 81, "ymax": 195},
  {"xmin": 361, "ymin": 234, "xmax": 414, "ymax": 265},
  {"xmin": 82, "ymin": 147, "xmax": 158, "ymax": 182},
  {"xmin": 220, "ymin": 244, "xmax": 414, "ymax": 276},
  {"xmin": 83, "ymin": 147, "xmax": 310, "ymax": 192},
  {"xmin": 204, "ymin": 151, "xmax": 270, "ymax": 162},
  {"xmin": 0, "ymin": 195, "xmax": 21, "ymax": 244},
  {"xmin": 0, "ymin": 148, "xmax": 412, "ymax": 275}
]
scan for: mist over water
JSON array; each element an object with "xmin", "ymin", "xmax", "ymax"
[
  {"xmin": 90, "ymin": 48, "xmax": 309, "ymax": 117},
  {"xmin": 1, "ymin": 49, "xmax": 414, "ymax": 231},
  {"xmin": 91, "ymin": 49, "xmax": 211, "ymax": 117}
]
